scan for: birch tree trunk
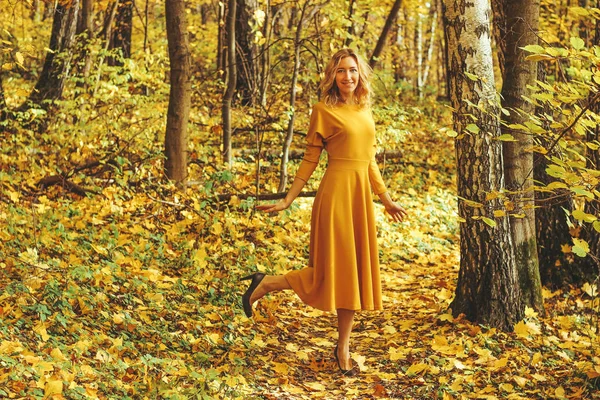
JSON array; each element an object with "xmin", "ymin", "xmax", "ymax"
[
  {"xmin": 499, "ymin": 0, "xmax": 544, "ymax": 313},
  {"xmin": 165, "ymin": 0, "xmax": 191, "ymax": 183},
  {"xmin": 443, "ymin": 0, "xmax": 523, "ymax": 331}
]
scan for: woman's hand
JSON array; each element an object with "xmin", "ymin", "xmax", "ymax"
[
  {"xmin": 384, "ymin": 202, "xmax": 407, "ymax": 223},
  {"xmin": 256, "ymin": 199, "xmax": 291, "ymax": 213}
]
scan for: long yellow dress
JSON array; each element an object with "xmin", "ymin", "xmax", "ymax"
[{"xmin": 284, "ymin": 101, "xmax": 388, "ymax": 312}]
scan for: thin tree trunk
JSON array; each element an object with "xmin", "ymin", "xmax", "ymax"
[
  {"xmin": 108, "ymin": 0, "xmax": 133, "ymax": 66},
  {"xmin": 443, "ymin": 0, "xmax": 523, "ymax": 331},
  {"xmin": 500, "ymin": 0, "xmax": 544, "ymax": 313},
  {"xmin": 77, "ymin": 0, "xmax": 94, "ymax": 90},
  {"xmin": 416, "ymin": 14, "xmax": 423, "ymax": 97},
  {"xmin": 278, "ymin": 4, "xmax": 307, "ymax": 193},
  {"xmin": 439, "ymin": 0, "xmax": 450, "ymax": 100},
  {"xmin": 25, "ymin": 0, "xmax": 80, "ymax": 108},
  {"xmin": 165, "ymin": 0, "xmax": 191, "ymax": 183},
  {"xmin": 491, "ymin": 0, "xmax": 506, "ymax": 81},
  {"xmin": 370, "ymin": 0, "xmax": 403, "ymax": 68},
  {"xmin": 421, "ymin": 9, "xmax": 438, "ymax": 94},
  {"xmin": 344, "ymin": 0, "xmax": 356, "ymax": 47},
  {"xmin": 222, "ymin": 0, "xmax": 237, "ymax": 166},
  {"xmin": 93, "ymin": 1, "xmax": 119, "ymax": 96},
  {"xmin": 217, "ymin": 1, "xmax": 225, "ymax": 73}
]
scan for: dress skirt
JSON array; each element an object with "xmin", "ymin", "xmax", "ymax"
[{"xmin": 285, "ymin": 158, "xmax": 383, "ymax": 312}]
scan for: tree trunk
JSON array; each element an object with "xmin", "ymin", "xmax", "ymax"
[
  {"xmin": 500, "ymin": 0, "xmax": 544, "ymax": 313},
  {"xmin": 235, "ymin": 0, "xmax": 258, "ymax": 105},
  {"xmin": 25, "ymin": 0, "xmax": 80, "ymax": 108},
  {"xmin": 420, "ymin": 8, "xmax": 438, "ymax": 97},
  {"xmin": 32, "ymin": 0, "xmax": 42, "ymax": 22},
  {"xmin": 217, "ymin": 1, "xmax": 225, "ymax": 73},
  {"xmin": 344, "ymin": 0, "xmax": 356, "ymax": 47},
  {"xmin": 490, "ymin": 0, "xmax": 506, "ymax": 82},
  {"xmin": 107, "ymin": 0, "xmax": 133, "ymax": 66},
  {"xmin": 443, "ymin": 0, "xmax": 523, "ymax": 331},
  {"xmin": 222, "ymin": 0, "xmax": 237, "ymax": 166},
  {"xmin": 77, "ymin": 0, "xmax": 94, "ymax": 90},
  {"xmin": 165, "ymin": 0, "xmax": 191, "ymax": 184},
  {"xmin": 584, "ymin": 0, "xmax": 600, "ymax": 272},
  {"xmin": 370, "ymin": 0, "xmax": 403, "ymax": 68},
  {"xmin": 0, "ymin": 74, "xmax": 6, "ymax": 120},
  {"xmin": 278, "ymin": 3, "xmax": 309, "ymax": 193}
]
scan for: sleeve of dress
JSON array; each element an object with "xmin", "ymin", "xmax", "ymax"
[
  {"xmin": 369, "ymin": 147, "xmax": 388, "ymax": 195},
  {"xmin": 295, "ymin": 105, "xmax": 325, "ymax": 183}
]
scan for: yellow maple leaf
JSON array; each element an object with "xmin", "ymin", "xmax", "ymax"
[
  {"xmin": 272, "ymin": 362, "xmax": 289, "ymax": 375},
  {"xmin": 305, "ymin": 382, "xmax": 327, "ymax": 391},
  {"xmin": 405, "ymin": 362, "xmax": 429, "ymax": 376},
  {"xmin": 44, "ymin": 379, "xmax": 63, "ymax": 396},
  {"xmin": 50, "ymin": 348, "xmax": 67, "ymax": 361}
]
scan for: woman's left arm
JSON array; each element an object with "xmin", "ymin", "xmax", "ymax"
[{"xmin": 369, "ymin": 153, "xmax": 407, "ymax": 223}]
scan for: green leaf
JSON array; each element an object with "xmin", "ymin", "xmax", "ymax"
[
  {"xmin": 572, "ymin": 209, "xmax": 597, "ymax": 223},
  {"xmin": 495, "ymin": 134, "xmax": 516, "ymax": 141},
  {"xmin": 481, "ymin": 217, "xmax": 497, "ymax": 228},
  {"xmin": 570, "ymin": 37, "xmax": 585, "ymax": 50},
  {"xmin": 466, "ymin": 124, "xmax": 480, "ymax": 134},
  {"xmin": 521, "ymin": 44, "xmax": 545, "ymax": 54},
  {"xmin": 446, "ymin": 129, "xmax": 458, "ymax": 138},
  {"xmin": 464, "ymin": 71, "xmax": 479, "ymax": 81},
  {"xmin": 572, "ymin": 238, "xmax": 589, "ymax": 257},
  {"xmin": 593, "ymin": 221, "xmax": 600, "ymax": 233}
]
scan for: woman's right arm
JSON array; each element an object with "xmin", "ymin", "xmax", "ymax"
[{"xmin": 255, "ymin": 176, "xmax": 308, "ymax": 212}]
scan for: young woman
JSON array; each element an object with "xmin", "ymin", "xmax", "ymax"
[{"xmin": 242, "ymin": 48, "xmax": 407, "ymax": 376}]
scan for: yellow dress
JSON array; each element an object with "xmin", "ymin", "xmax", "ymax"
[{"xmin": 284, "ymin": 101, "xmax": 388, "ymax": 312}]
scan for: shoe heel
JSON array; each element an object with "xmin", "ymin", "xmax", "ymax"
[{"xmin": 240, "ymin": 274, "xmax": 254, "ymax": 281}]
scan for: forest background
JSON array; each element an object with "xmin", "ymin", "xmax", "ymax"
[{"xmin": 0, "ymin": 0, "xmax": 599, "ymax": 399}]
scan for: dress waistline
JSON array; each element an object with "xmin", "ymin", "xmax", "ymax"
[{"xmin": 327, "ymin": 158, "xmax": 370, "ymax": 170}]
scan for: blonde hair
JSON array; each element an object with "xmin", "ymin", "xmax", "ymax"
[{"xmin": 320, "ymin": 48, "xmax": 372, "ymax": 108}]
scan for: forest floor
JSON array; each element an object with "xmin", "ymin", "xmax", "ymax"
[{"xmin": 0, "ymin": 100, "xmax": 599, "ymax": 399}]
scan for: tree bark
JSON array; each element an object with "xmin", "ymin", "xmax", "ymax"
[
  {"xmin": 344, "ymin": 0, "xmax": 356, "ymax": 47},
  {"xmin": 25, "ymin": 0, "xmax": 80, "ymax": 107},
  {"xmin": 107, "ymin": 0, "xmax": 133, "ymax": 66},
  {"xmin": 165, "ymin": 0, "xmax": 191, "ymax": 183},
  {"xmin": 370, "ymin": 0, "xmax": 403, "ymax": 68},
  {"xmin": 235, "ymin": 0, "xmax": 258, "ymax": 105},
  {"xmin": 278, "ymin": 2, "xmax": 312, "ymax": 193},
  {"xmin": 443, "ymin": 0, "xmax": 523, "ymax": 331},
  {"xmin": 77, "ymin": 0, "xmax": 94, "ymax": 89},
  {"xmin": 222, "ymin": 0, "xmax": 237, "ymax": 166},
  {"xmin": 499, "ymin": 0, "xmax": 544, "ymax": 313}
]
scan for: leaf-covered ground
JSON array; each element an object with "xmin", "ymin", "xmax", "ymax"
[{"xmin": 0, "ymin": 95, "xmax": 599, "ymax": 399}]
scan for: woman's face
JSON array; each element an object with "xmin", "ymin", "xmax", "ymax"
[{"xmin": 335, "ymin": 56, "xmax": 359, "ymax": 100}]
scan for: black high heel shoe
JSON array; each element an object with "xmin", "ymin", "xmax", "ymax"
[
  {"xmin": 241, "ymin": 273, "xmax": 265, "ymax": 318},
  {"xmin": 334, "ymin": 344, "xmax": 357, "ymax": 376}
]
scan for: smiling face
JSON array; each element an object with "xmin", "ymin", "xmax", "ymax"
[{"xmin": 335, "ymin": 56, "xmax": 360, "ymax": 101}]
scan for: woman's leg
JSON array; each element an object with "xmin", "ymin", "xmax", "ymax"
[
  {"xmin": 249, "ymin": 275, "xmax": 291, "ymax": 304},
  {"xmin": 336, "ymin": 308, "xmax": 355, "ymax": 370}
]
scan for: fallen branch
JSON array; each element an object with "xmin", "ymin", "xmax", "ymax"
[
  {"xmin": 37, "ymin": 175, "xmax": 101, "ymax": 196},
  {"xmin": 214, "ymin": 190, "xmax": 318, "ymax": 202}
]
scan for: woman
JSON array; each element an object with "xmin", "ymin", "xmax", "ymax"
[{"xmin": 242, "ymin": 48, "xmax": 407, "ymax": 376}]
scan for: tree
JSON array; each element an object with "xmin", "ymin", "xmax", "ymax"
[
  {"xmin": 76, "ymin": 0, "xmax": 94, "ymax": 89},
  {"xmin": 25, "ymin": 0, "xmax": 80, "ymax": 108},
  {"xmin": 222, "ymin": 0, "xmax": 237, "ymax": 166},
  {"xmin": 497, "ymin": 0, "xmax": 544, "ymax": 312},
  {"xmin": 370, "ymin": 0, "xmax": 403, "ymax": 68},
  {"xmin": 443, "ymin": 0, "xmax": 523, "ymax": 330},
  {"xmin": 278, "ymin": 1, "xmax": 322, "ymax": 193},
  {"xmin": 235, "ymin": 0, "xmax": 258, "ymax": 104},
  {"xmin": 165, "ymin": 0, "xmax": 192, "ymax": 183},
  {"xmin": 107, "ymin": 0, "xmax": 133, "ymax": 66}
]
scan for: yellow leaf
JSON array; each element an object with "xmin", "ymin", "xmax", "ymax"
[
  {"xmin": 405, "ymin": 362, "xmax": 429, "ymax": 376},
  {"xmin": 514, "ymin": 321, "xmax": 529, "ymax": 338},
  {"xmin": 50, "ymin": 348, "xmax": 67, "ymax": 361},
  {"xmin": 582, "ymin": 282, "xmax": 598, "ymax": 297},
  {"xmin": 211, "ymin": 222, "xmax": 223, "ymax": 235},
  {"xmin": 531, "ymin": 352, "xmax": 542, "ymax": 366},
  {"xmin": 272, "ymin": 362, "xmax": 289, "ymax": 375},
  {"xmin": 34, "ymin": 321, "xmax": 50, "ymax": 342},
  {"xmin": 493, "ymin": 357, "xmax": 508, "ymax": 369},
  {"xmin": 305, "ymin": 382, "xmax": 327, "ymax": 390},
  {"xmin": 493, "ymin": 210, "xmax": 506, "ymax": 217},
  {"xmin": 500, "ymin": 383, "xmax": 514, "ymax": 392},
  {"xmin": 555, "ymin": 386, "xmax": 565, "ymax": 398},
  {"xmin": 513, "ymin": 376, "xmax": 528, "ymax": 388},
  {"xmin": 524, "ymin": 306, "xmax": 537, "ymax": 317},
  {"xmin": 44, "ymin": 379, "xmax": 63, "ymax": 396}
]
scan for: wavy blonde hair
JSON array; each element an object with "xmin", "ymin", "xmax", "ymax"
[{"xmin": 320, "ymin": 48, "xmax": 372, "ymax": 108}]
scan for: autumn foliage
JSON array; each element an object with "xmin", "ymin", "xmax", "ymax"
[{"xmin": 0, "ymin": 0, "xmax": 599, "ymax": 399}]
